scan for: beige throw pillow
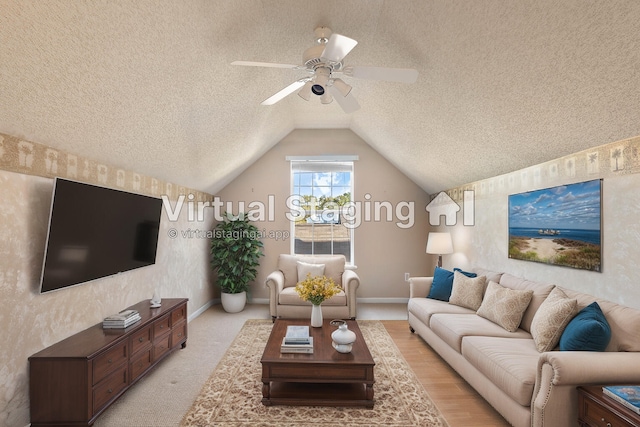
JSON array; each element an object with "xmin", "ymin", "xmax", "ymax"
[
  {"xmin": 296, "ymin": 261, "xmax": 325, "ymax": 282},
  {"xmin": 449, "ymin": 272, "xmax": 487, "ymax": 311},
  {"xmin": 530, "ymin": 287, "xmax": 578, "ymax": 352},
  {"xmin": 477, "ymin": 281, "xmax": 534, "ymax": 332}
]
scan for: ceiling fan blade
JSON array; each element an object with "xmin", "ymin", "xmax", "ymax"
[
  {"xmin": 232, "ymin": 60, "xmax": 298, "ymax": 69},
  {"xmin": 327, "ymin": 86, "xmax": 360, "ymax": 113},
  {"xmin": 344, "ymin": 66, "xmax": 419, "ymax": 83},
  {"xmin": 321, "ymin": 34, "xmax": 358, "ymax": 63},
  {"xmin": 261, "ymin": 80, "xmax": 306, "ymax": 105}
]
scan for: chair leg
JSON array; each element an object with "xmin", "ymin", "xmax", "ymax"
[{"xmin": 272, "ymin": 316, "xmax": 276, "ymax": 323}]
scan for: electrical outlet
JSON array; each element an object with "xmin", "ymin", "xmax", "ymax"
[{"xmin": 404, "ymin": 272, "xmax": 410, "ymax": 282}]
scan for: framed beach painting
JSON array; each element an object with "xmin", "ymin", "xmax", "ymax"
[{"xmin": 508, "ymin": 179, "xmax": 602, "ymax": 272}]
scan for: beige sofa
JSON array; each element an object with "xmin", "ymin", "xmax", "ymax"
[
  {"xmin": 408, "ymin": 267, "xmax": 640, "ymax": 427},
  {"xmin": 265, "ymin": 254, "xmax": 360, "ymax": 321}
]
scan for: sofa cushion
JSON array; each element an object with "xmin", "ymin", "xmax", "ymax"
[
  {"xmin": 498, "ymin": 273, "xmax": 555, "ymax": 332},
  {"xmin": 296, "ymin": 261, "xmax": 325, "ymax": 282},
  {"xmin": 428, "ymin": 267, "xmax": 477, "ymax": 301},
  {"xmin": 530, "ymin": 287, "xmax": 578, "ymax": 352},
  {"xmin": 408, "ymin": 297, "xmax": 476, "ymax": 327},
  {"xmin": 278, "ymin": 286, "xmax": 347, "ymax": 306},
  {"xmin": 462, "ymin": 336, "xmax": 539, "ymax": 407},
  {"xmin": 430, "ymin": 313, "xmax": 531, "ymax": 353},
  {"xmin": 559, "ymin": 302, "xmax": 611, "ymax": 351},
  {"xmin": 477, "ymin": 281, "xmax": 534, "ymax": 332},
  {"xmin": 449, "ymin": 272, "xmax": 487, "ymax": 311}
]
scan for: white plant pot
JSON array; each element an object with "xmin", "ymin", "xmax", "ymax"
[{"xmin": 221, "ymin": 291, "xmax": 247, "ymax": 313}]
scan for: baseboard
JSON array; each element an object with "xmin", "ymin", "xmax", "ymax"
[{"xmin": 189, "ymin": 298, "xmax": 219, "ymax": 322}]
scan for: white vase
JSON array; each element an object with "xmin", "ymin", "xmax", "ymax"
[
  {"xmin": 331, "ymin": 320, "xmax": 357, "ymax": 353},
  {"xmin": 221, "ymin": 291, "xmax": 246, "ymax": 313},
  {"xmin": 310, "ymin": 303, "xmax": 323, "ymax": 327}
]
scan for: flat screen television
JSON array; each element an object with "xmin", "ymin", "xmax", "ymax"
[{"xmin": 39, "ymin": 178, "xmax": 163, "ymax": 293}]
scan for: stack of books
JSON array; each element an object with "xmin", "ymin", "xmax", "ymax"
[
  {"xmin": 603, "ymin": 385, "xmax": 640, "ymax": 415},
  {"xmin": 103, "ymin": 309, "xmax": 141, "ymax": 329},
  {"xmin": 280, "ymin": 325, "xmax": 313, "ymax": 354}
]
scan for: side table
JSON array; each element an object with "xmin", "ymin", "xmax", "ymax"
[{"xmin": 578, "ymin": 386, "xmax": 640, "ymax": 427}]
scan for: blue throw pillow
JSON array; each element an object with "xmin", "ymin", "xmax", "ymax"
[
  {"xmin": 559, "ymin": 302, "xmax": 611, "ymax": 351},
  {"xmin": 427, "ymin": 267, "xmax": 477, "ymax": 302}
]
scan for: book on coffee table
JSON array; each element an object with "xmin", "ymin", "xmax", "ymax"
[
  {"xmin": 280, "ymin": 337, "xmax": 313, "ymax": 354},
  {"xmin": 284, "ymin": 325, "xmax": 310, "ymax": 345}
]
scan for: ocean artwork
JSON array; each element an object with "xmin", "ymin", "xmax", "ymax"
[{"xmin": 508, "ymin": 179, "xmax": 602, "ymax": 271}]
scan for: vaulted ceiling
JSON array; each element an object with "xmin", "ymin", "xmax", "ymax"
[{"xmin": 1, "ymin": 1, "xmax": 639, "ymax": 195}]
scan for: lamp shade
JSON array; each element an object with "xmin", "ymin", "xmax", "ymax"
[{"xmin": 426, "ymin": 232, "xmax": 453, "ymax": 255}]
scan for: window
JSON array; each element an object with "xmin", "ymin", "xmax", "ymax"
[{"xmin": 289, "ymin": 157, "xmax": 355, "ymax": 263}]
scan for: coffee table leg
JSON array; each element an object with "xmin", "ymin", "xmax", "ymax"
[{"xmin": 366, "ymin": 383, "xmax": 374, "ymax": 402}]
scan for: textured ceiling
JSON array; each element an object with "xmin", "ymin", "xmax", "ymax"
[{"xmin": 1, "ymin": 1, "xmax": 639, "ymax": 195}]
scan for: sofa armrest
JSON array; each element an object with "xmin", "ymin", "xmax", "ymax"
[
  {"xmin": 265, "ymin": 270, "xmax": 284, "ymax": 318},
  {"xmin": 408, "ymin": 277, "xmax": 433, "ymax": 299},
  {"xmin": 532, "ymin": 351, "xmax": 640, "ymax": 427},
  {"xmin": 342, "ymin": 269, "xmax": 360, "ymax": 319}
]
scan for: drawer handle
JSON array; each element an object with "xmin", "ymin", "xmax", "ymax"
[
  {"xmin": 108, "ymin": 388, "xmax": 113, "ymax": 394},
  {"xmin": 139, "ymin": 337, "xmax": 144, "ymax": 342},
  {"xmin": 108, "ymin": 358, "xmax": 112, "ymax": 364},
  {"xmin": 178, "ymin": 333, "xmax": 182, "ymax": 337},
  {"xmin": 601, "ymin": 419, "xmax": 611, "ymax": 427},
  {"xmin": 159, "ymin": 325, "xmax": 164, "ymax": 329}
]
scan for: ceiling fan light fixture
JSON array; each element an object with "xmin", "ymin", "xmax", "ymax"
[
  {"xmin": 311, "ymin": 84, "xmax": 325, "ymax": 96},
  {"xmin": 331, "ymin": 78, "xmax": 352, "ymax": 97},
  {"xmin": 298, "ymin": 81, "xmax": 313, "ymax": 100},
  {"xmin": 320, "ymin": 92, "xmax": 333, "ymax": 104},
  {"xmin": 312, "ymin": 67, "xmax": 331, "ymax": 96}
]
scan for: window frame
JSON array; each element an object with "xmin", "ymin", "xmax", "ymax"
[{"xmin": 288, "ymin": 156, "xmax": 357, "ymax": 264}]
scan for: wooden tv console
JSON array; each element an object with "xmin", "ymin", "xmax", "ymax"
[{"xmin": 29, "ymin": 298, "xmax": 188, "ymax": 427}]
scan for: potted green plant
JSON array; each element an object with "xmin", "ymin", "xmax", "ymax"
[{"xmin": 210, "ymin": 213, "xmax": 264, "ymax": 312}]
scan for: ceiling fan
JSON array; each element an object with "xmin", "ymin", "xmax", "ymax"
[{"xmin": 232, "ymin": 27, "xmax": 419, "ymax": 113}]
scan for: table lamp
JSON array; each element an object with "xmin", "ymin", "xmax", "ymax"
[{"xmin": 426, "ymin": 232, "xmax": 453, "ymax": 268}]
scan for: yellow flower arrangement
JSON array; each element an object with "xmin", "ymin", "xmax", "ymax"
[{"xmin": 295, "ymin": 273, "xmax": 341, "ymax": 306}]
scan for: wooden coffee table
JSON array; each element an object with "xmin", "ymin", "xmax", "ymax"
[{"xmin": 260, "ymin": 319, "xmax": 375, "ymax": 408}]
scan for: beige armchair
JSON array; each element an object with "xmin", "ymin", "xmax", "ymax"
[{"xmin": 265, "ymin": 254, "xmax": 360, "ymax": 321}]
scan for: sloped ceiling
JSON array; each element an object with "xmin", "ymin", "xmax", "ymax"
[{"xmin": 1, "ymin": 1, "xmax": 639, "ymax": 195}]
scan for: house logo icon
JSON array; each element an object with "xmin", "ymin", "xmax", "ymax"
[
  {"xmin": 426, "ymin": 190, "xmax": 475, "ymax": 226},
  {"xmin": 425, "ymin": 192, "xmax": 460, "ymax": 226}
]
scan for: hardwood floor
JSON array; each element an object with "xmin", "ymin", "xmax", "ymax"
[{"xmin": 381, "ymin": 320, "xmax": 511, "ymax": 427}]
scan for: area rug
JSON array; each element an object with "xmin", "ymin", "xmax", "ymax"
[{"xmin": 180, "ymin": 319, "xmax": 449, "ymax": 426}]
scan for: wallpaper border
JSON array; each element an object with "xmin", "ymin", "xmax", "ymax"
[
  {"xmin": 433, "ymin": 135, "xmax": 640, "ymax": 202},
  {"xmin": 0, "ymin": 132, "xmax": 213, "ymax": 202}
]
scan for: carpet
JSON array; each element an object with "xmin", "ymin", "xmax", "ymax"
[{"xmin": 181, "ymin": 319, "xmax": 449, "ymax": 426}]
